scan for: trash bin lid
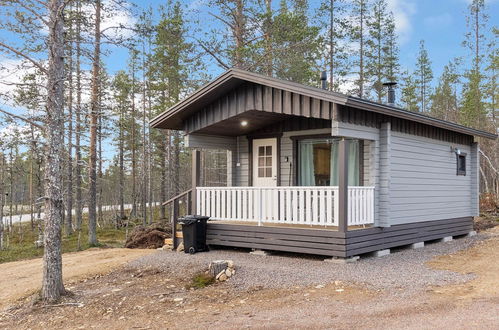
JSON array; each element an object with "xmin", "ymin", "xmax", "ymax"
[
  {"xmin": 183, "ymin": 215, "xmax": 210, "ymax": 221},
  {"xmin": 178, "ymin": 215, "xmax": 210, "ymax": 225}
]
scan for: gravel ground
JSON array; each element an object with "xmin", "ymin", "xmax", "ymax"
[{"xmin": 128, "ymin": 233, "xmax": 485, "ymax": 296}]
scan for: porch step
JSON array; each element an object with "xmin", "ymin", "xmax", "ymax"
[
  {"xmin": 176, "ymin": 231, "xmax": 183, "ymax": 238},
  {"xmin": 164, "ymin": 232, "xmax": 183, "ymax": 245}
]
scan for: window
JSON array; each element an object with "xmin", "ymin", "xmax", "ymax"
[
  {"xmin": 297, "ymin": 138, "xmax": 361, "ymax": 186},
  {"xmin": 457, "ymin": 154, "xmax": 466, "ymax": 176},
  {"xmin": 257, "ymin": 145, "xmax": 273, "ymax": 178}
]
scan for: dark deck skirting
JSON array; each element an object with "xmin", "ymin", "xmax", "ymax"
[{"xmin": 206, "ymin": 217, "xmax": 473, "ymax": 258}]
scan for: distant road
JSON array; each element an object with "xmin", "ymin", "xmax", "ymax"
[{"xmin": 2, "ymin": 202, "xmax": 161, "ymax": 224}]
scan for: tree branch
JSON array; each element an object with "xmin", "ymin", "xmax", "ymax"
[
  {"xmin": 0, "ymin": 42, "xmax": 47, "ymax": 74},
  {"xmin": 0, "ymin": 108, "xmax": 44, "ymax": 130},
  {"xmin": 195, "ymin": 40, "xmax": 229, "ymax": 69}
]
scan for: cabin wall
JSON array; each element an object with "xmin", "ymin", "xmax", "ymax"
[{"xmin": 389, "ymin": 131, "xmax": 474, "ymax": 225}]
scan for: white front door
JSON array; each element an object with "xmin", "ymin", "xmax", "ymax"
[{"xmin": 252, "ymin": 138, "xmax": 278, "ymax": 187}]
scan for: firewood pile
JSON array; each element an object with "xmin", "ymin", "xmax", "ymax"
[{"xmin": 125, "ymin": 225, "xmax": 171, "ymax": 249}]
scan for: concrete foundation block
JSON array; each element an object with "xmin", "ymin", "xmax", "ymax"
[
  {"xmin": 440, "ymin": 236, "xmax": 453, "ymax": 243},
  {"xmin": 466, "ymin": 231, "xmax": 477, "ymax": 237},
  {"xmin": 373, "ymin": 249, "xmax": 390, "ymax": 257},
  {"xmin": 250, "ymin": 249, "xmax": 270, "ymax": 256},
  {"xmin": 324, "ymin": 256, "xmax": 360, "ymax": 264},
  {"xmin": 410, "ymin": 242, "xmax": 424, "ymax": 249}
]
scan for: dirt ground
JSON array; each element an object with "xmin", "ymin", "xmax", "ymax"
[
  {"xmin": 0, "ymin": 248, "xmax": 155, "ymax": 310},
  {"xmin": 0, "ymin": 229, "xmax": 498, "ymax": 329}
]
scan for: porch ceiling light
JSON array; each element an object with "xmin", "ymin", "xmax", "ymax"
[{"xmin": 241, "ymin": 120, "xmax": 248, "ymax": 127}]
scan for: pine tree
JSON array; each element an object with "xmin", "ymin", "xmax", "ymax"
[
  {"xmin": 430, "ymin": 61, "xmax": 460, "ymax": 122},
  {"xmin": 400, "ymin": 70, "xmax": 419, "ymax": 112},
  {"xmin": 365, "ymin": 0, "xmax": 388, "ymax": 102},
  {"xmin": 460, "ymin": 0, "xmax": 488, "ymax": 129},
  {"xmin": 111, "ymin": 71, "xmax": 132, "ymax": 222},
  {"xmin": 317, "ymin": 0, "xmax": 349, "ymax": 91},
  {"xmin": 348, "ymin": 0, "xmax": 369, "ymax": 98},
  {"xmin": 384, "ymin": 13, "xmax": 400, "ymax": 84},
  {"xmin": 414, "ymin": 40, "xmax": 433, "ymax": 112},
  {"xmin": 271, "ymin": 0, "xmax": 322, "ymax": 84},
  {"xmin": 88, "ymin": 0, "xmax": 101, "ymax": 246}
]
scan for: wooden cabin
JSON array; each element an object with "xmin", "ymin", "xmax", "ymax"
[{"xmin": 151, "ymin": 68, "xmax": 497, "ymax": 259}]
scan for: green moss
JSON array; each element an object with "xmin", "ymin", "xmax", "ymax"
[{"xmin": 188, "ymin": 272, "xmax": 215, "ymax": 289}]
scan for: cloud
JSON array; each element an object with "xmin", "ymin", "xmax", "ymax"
[
  {"xmin": 386, "ymin": 0, "xmax": 417, "ymax": 44},
  {"xmin": 423, "ymin": 13, "xmax": 453, "ymax": 28}
]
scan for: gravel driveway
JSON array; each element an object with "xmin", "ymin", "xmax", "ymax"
[{"xmin": 129, "ymin": 233, "xmax": 483, "ymax": 296}]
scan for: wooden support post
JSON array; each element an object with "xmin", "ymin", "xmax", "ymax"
[
  {"xmin": 191, "ymin": 149, "xmax": 201, "ymax": 215},
  {"xmin": 338, "ymin": 138, "xmax": 349, "ymax": 233},
  {"xmin": 172, "ymin": 199, "xmax": 179, "ymax": 249}
]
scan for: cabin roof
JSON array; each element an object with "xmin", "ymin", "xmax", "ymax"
[{"xmin": 150, "ymin": 68, "xmax": 497, "ymax": 140}]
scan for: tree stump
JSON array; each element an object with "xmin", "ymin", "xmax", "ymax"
[{"xmin": 209, "ymin": 260, "xmax": 228, "ymax": 278}]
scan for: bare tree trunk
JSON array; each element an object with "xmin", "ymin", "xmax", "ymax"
[
  {"xmin": 329, "ymin": 0, "xmax": 335, "ymax": 91},
  {"xmin": 88, "ymin": 0, "xmax": 101, "ymax": 246},
  {"xmin": 264, "ymin": 0, "xmax": 273, "ymax": 76},
  {"xmin": 98, "ymin": 105, "xmax": 103, "ymax": 225},
  {"xmin": 141, "ymin": 44, "xmax": 148, "ymax": 224},
  {"xmin": 0, "ymin": 153, "xmax": 4, "ymax": 250},
  {"xmin": 42, "ymin": 0, "xmax": 66, "ymax": 302},
  {"xmin": 30, "ymin": 127, "xmax": 35, "ymax": 231},
  {"xmin": 358, "ymin": 0, "xmax": 365, "ymax": 99},
  {"xmin": 66, "ymin": 12, "xmax": 74, "ymax": 236},
  {"xmin": 75, "ymin": 0, "xmax": 83, "ymax": 232},
  {"xmin": 119, "ymin": 102, "xmax": 125, "ymax": 221},
  {"xmin": 160, "ymin": 135, "xmax": 167, "ymax": 219},
  {"xmin": 131, "ymin": 62, "xmax": 137, "ymax": 219},
  {"xmin": 147, "ymin": 79, "xmax": 153, "ymax": 224}
]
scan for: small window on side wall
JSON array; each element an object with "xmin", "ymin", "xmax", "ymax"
[{"xmin": 457, "ymin": 153, "xmax": 466, "ymax": 176}]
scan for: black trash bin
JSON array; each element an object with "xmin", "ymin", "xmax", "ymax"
[{"xmin": 178, "ymin": 215, "xmax": 210, "ymax": 254}]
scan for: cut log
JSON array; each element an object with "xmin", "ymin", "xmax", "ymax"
[{"xmin": 209, "ymin": 260, "xmax": 228, "ymax": 278}]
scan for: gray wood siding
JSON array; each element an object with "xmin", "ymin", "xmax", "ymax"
[
  {"xmin": 185, "ymin": 134, "xmax": 236, "ymax": 150},
  {"xmin": 389, "ymin": 131, "xmax": 472, "ymax": 225},
  {"xmin": 183, "ymin": 82, "xmax": 336, "ymax": 134},
  {"xmin": 233, "ymin": 136, "xmax": 250, "ymax": 186}
]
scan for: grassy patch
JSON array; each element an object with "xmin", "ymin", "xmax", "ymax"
[
  {"xmin": 187, "ymin": 272, "xmax": 216, "ymax": 289},
  {"xmin": 0, "ymin": 222, "xmax": 128, "ymax": 264}
]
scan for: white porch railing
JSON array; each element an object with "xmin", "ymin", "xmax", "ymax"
[{"xmin": 196, "ymin": 186, "xmax": 374, "ymax": 227}]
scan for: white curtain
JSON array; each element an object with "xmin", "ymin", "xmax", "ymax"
[
  {"xmin": 299, "ymin": 142, "xmax": 315, "ymax": 186},
  {"xmin": 330, "ymin": 139, "xmax": 360, "ymax": 186}
]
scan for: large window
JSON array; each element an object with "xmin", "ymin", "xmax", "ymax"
[{"xmin": 298, "ymin": 138, "xmax": 361, "ymax": 186}]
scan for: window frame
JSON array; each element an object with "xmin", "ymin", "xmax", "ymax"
[
  {"xmin": 456, "ymin": 153, "xmax": 467, "ymax": 176},
  {"xmin": 291, "ymin": 135, "xmax": 364, "ymax": 186}
]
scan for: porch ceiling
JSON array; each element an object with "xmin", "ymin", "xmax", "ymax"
[{"xmin": 194, "ymin": 110, "xmax": 293, "ymax": 136}]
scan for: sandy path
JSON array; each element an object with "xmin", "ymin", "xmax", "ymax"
[{"xmin": 0, "ymin": 248, "xmax": 155, "ymax": 309}]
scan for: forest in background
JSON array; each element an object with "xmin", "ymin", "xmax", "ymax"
[{"xmin": 0, "ymin": 0, "xmax": 497, "ymax": 247}]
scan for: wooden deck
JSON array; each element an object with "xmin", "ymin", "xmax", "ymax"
[
  {"xmin": 206, "ymin": 217, "xmax": 474, "ymax": 258},
  {"xmin": 209, "ymin": 220, "xmax": 373, "ymax": 231}
]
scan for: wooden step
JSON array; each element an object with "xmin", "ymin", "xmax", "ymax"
[{"xmin": 175, "ymin": 231, "xmax": 183, "ymax": 238}]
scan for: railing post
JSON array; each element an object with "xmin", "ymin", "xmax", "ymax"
[
  {"xmin": 338, "ymin": 139, "xmax": 349, "ymax": 233},
  {"xmin": 172, "ymin": 199, "xmax": 179, "ymax": 249},
  {"xmin": 191, "ymin": 149, "xmax": 201, "ymax": 215}
]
